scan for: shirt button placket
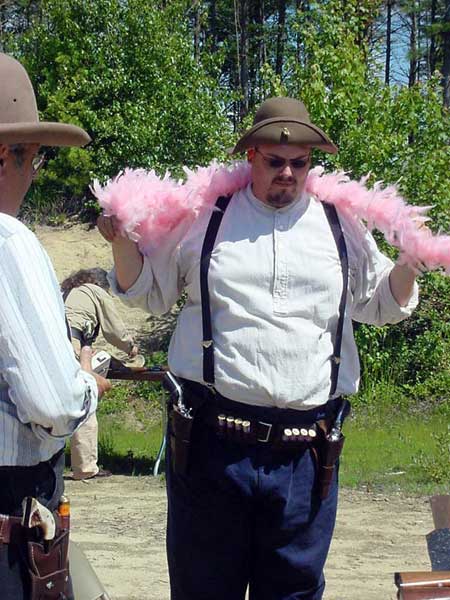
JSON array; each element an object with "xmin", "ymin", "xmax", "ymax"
[{"xmin": 273, "ymin": 214, "xmax": 288, "ymax": 314}]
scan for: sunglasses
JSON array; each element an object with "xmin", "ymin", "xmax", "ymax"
[
  {"xmin": 255, "ymin": 148, "xmax": 310, "ymax": 170},
  {"xmin": 31, "ymin": 152, "xmax": 47, "ymax": 176}
]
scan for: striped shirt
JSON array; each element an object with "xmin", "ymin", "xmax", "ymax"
[{"xmin": 0, "ymin": 214, "xmax": 98, "ymax": 466}]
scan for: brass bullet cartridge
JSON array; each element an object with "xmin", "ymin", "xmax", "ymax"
[
  {"xmin": 226, "ymin": 416, "xmax": 235, "ymax": 429},
  {"xmin": 283, "ymin": 428, "xmax": 293, "ymax": 442},
  {"xmin": 218, "ymin": 414, "xmax": 227, "ymax": 428}
]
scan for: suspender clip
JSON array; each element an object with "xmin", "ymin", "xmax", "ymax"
[{"xmin": 202, "ymin": 340, "xmax": 213, "ymax": 349}]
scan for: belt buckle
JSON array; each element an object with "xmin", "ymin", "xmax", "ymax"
[{"xmin": 257, "ymin": 421, "xmax": 272, "ymax": 443}]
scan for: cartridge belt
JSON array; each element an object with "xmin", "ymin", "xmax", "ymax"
[
  {"xmin": 0, "ymin": 514, "xmax": 23, "ymax": 544},
  {"xmin": 201, "ymin": 408, "xmax": 323, "ymax": 447},
  {"xmin": 179, "ymin": 379, "xmax": 340, "ymax": 446}
]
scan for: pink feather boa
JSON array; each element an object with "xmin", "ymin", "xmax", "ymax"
[{"xmin": 92, "ymin": 161, "xmax": 450, "ymax": 274}]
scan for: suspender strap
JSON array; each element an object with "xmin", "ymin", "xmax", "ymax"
[
  {"xmin": 200, "ymin": 195, "xmax": 232, "ymax": 385},
  {"xmin": 322, "ymin": 202, "xmax": 349, "ymax": 397}
]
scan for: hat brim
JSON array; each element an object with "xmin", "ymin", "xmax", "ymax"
[
  {"xmin": 230, "ymin": 118, "xmax": 337, "ymax": 155},
  {"xmin": 0, "ymin": 122, "xmax": 91, "ymax": 147}
]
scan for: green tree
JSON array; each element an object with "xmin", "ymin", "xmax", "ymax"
[{"xmin": 6, "ymin": 0, "xmax": 232, "ymax": 216}]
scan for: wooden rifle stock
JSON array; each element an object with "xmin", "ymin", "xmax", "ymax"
[
  {"xmin": 395, "ymin": 572, "xmax": 450, "ymax": 600},
  {"xmin": 106, "ymin": 366, "xmax": 168, "ymax": 382}
]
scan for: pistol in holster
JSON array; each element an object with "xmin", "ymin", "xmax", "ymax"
[
  {"xmin": 316, "ymin": 399, "xmax": 351, "ymax": 499},
  {"xmin": 22, "ymin": 496, "xmax": 72, "ymax": 600},
  {"xmin": 164, "ymin": 373, "xmax": 200, "ymax": 476}
]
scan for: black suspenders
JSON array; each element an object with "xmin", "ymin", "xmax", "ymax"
[
  {"xmin": 199, "ymin": 196, "xmax": 349, "ymax": 398},
  {"xmin": 200, "ymin": 195, "xmax": 232, "ymax": 385},
  {"xmin": 322, "ymin": 203, "xmax": 349, "ymax": 397}
]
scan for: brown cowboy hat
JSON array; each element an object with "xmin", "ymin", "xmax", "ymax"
[
  {"xmin": 0, "ymin": 53, "xmax": 91, "ymax": 147},
  {"xmin": 230, "ymin": 96, "xmax": 337, "ymax": 155}
]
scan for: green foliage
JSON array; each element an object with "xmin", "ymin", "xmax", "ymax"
[
  {"xmin": 412, "ymin": 427, "xmax": 450, "ymax": 485},
  {"xmin": 7, "ymin": 0, "xmax": 233, "ymax": 216},
  {"xmin": 352, "ymin": 273, "xmax": 450, "ymax": 408}
]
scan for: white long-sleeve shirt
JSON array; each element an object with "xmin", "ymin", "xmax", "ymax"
[
  {"xmin": 111, "ymin": 184, "xmax": 418, "ymax": 410},
  {"xmin": 0, "ymin": 214, "xmax": 98, "ymax": 466}
]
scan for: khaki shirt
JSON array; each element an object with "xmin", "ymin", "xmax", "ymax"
[{"xmin": 65, "ymin": 283, "xmax": 134, "ymax": 354}]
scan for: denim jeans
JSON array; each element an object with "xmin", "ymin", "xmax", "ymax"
[
  {"xmin": 166, "ymin": 399, "xmax": 339, "ymax": 600},
  {"xmin": 0, "ymin": 449, "xmax": 66, "ymax": 600}
]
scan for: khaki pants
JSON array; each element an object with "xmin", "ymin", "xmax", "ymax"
[
  {"xmin": 70, "ymin": 412, "xmax": 99, "ymax": 480},
  {"xmin": 70, "ymin": 338, "xmax": 99, "ymax": 480}
]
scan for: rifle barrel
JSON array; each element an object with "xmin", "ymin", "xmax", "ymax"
[{"xmin": 106, "ymin": 368, "xmax": 167, "ymax": 382}]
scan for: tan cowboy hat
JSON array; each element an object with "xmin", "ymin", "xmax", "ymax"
[
  {"xmin": 230, "ymin": 96, "xmax": 337, "ymax": 155},
  {"xmin": 0, "ymin": 53, "xmax": 91, "ymax": 147}
]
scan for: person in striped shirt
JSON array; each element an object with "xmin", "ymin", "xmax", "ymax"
[{"xmin": 0, "ymin": 52, "xmax": 110, "ymax": 600}]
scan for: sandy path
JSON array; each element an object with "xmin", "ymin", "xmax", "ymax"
[{"xmin": 65, "ymin": 476, "xmax": 433, "ymax": 600}]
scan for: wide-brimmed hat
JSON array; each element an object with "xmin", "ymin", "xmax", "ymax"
[
  {"xmin": 0, "ymin": 53, "xmax": 91, "ymax": 147},
  {"xmin": 230, "ymin": 96, "xmax": 337, "ymax": 155}
]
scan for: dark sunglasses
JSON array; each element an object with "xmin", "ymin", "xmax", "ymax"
[
  {"xmin": 255, "ymin": 148, "xmax": 310, "ymax": 170},
  {"xmin": 32, "ymin": 153, "xmax": 47, "ymax": 176}
]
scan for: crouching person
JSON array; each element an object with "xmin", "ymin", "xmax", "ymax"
[{"xmin": 0, "ymin": 52, "xmax": 110, "ymax": 599}]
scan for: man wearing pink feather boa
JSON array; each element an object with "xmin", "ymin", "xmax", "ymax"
[{"xmin": 97, "ymin": 97, "xmax": 421, "ymax": 600}]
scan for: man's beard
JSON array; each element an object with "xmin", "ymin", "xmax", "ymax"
[{"xmin": 266, "ymin": 189, "xmax": 296, "ymax": 208}]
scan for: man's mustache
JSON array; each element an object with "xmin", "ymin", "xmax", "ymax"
[{"xmin": 272, "ymin": 177, "xmax": 296, "ymax": 185}]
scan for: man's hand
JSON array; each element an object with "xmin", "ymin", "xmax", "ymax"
[
  {"xmin": 96, "ymin": 213, "xmax": 144, "ymax": 292},
  {"xmin": 128, "ymin": 344, "xmax": 139, "ymax": 358},
  {"xmin": 79, "ymin": 346, "xmax": 111, "ymax": 398},
  {"xmin": 97, "ymin": 214, "xmax": 123, "ymax": 243}
]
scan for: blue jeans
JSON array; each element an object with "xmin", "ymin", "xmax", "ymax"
[
  {"xmin": 166, "ymin": 399, "xmax": 339, "ymax": 600},
  {"xmin": 0, "ymin": 449, "xmax": 67, "ymax": 600}
]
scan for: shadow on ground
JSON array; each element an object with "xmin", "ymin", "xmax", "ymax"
[{"xmin": 65, "ymin": 446, "xmax": 166, "ymax": 477}]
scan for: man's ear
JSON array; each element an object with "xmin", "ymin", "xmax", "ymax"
[
  {"xmin": 247, "ymin": 148, "xmax": 255, "ymax": 162},
  {"xmin": 0, "ymin": 145, "xmax": 9, "ymax": 171}
]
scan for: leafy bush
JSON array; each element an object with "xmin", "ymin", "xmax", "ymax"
[
  {"xmin": 412, "ymin": 428, "xmax": 450, "ymax": 484},
  {"xmin": 7, "ymin": 0, "xmax": 233, "ymax": 218}
]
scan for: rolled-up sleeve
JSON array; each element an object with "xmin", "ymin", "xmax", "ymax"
[
  {"xmin": 348, "ymin": 224, "xmax": 419, "ymax": 325},
  {"xmin": 0, "ymin": 226, "xmax": 98, "ymax": 441},
  {"xmin": 108, "ymin": 219, "xmax": 188, "ymax": 315}
]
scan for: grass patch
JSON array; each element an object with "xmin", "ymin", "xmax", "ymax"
[
  {"xmin": 97, "ymin": 419, "xmax": 165, "ymax": 475},
  {"xmin": 340, "ymin": 412, "xmax": 450, "ymax": 494},
  {"xmin": 65, "ymin": 418, "xmax": 165, "ymax": 476}
]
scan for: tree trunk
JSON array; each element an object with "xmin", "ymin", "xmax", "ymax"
[
  {"xmin": 442, "ymin": 0, "xmax": 450, "ymax": 107},
  {"xmin": 429, "ymin": 0, "xmax": 437, "ymax": 74},
  {"xmin": 233, "ymin": 0, "xmax": 249, "ymax": 121},
  {"xmin": 408, "ymin": 3, "xmax": 418, "ymax": 87},
  {"xmin": 208, "ymin": 0, "xmax": 217, "ymax": 52},
  {"xmin": 239, "ymin": 0, "xmax": 249, "ymax": 119},
  {"xmin": 252, "ymin": 0, "xmax": 266, "ymax": 106},
  {"xmin": 275, "ymin": 0, "xmax": 286, "ymax": 77},
  {"xmin": 385, "ymin": 0, "xmax": 393, "ymax": 85},
  {"xmin": 257, "ymin": 0, "xmax": 266, "ymax": 68}
]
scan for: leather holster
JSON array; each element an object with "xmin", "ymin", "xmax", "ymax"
[{"xmin": 27, "ymin": 529, "xmax": 71, "ymax": 600}]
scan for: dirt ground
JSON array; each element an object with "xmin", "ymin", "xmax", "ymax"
[
  {"xmin": 37, "ymin": 223, "xmax": 435, "ymax": 600},
  {"xmin": 65, "ymin": 476, "xmax": 434, "ymax": 600}
]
